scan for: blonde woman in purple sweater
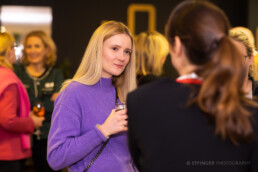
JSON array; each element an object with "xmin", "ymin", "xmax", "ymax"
[{"xmin": 47, "ymin": 21, "xmax": 137, "ymax": 172}]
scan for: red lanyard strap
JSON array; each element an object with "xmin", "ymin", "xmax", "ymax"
[
  {"xmin": 176, "ymin": 73, "xmax": 202, "ymax": 84},
  {"xmin": 176, "ymin": 78, "xmax": 202, "ymax": 84}
]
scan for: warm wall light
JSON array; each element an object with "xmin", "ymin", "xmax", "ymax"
[
  {"xmin": 0, "ymin": 26, "xmax": 6, "ymax": 32},
  {"xmin": 127, "ymin": 4, "xmax": 156, "ymax": 35},
  {"xmin": 0, "ymin": 6, "xmax": 52, "ymax": 24}
]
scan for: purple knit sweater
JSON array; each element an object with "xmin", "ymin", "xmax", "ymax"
[{"xmin": 47, "ymin": 78, "xmax": 137, "ymax": 172}]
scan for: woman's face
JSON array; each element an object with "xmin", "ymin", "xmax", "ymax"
[
  {"xmin": 102, "ymin": 33, "xmax": 132, "ymax": 78},
  {"xmin": 8, "ymin": 45, "xmax": 16, "ymax": 64},
  {"xmin": 25, "ymin": 36, "xmax": 48, "ymax": 65},
  {"xmin": 233, "ymin": 40, "xmax": 253, "ymax": 74}
]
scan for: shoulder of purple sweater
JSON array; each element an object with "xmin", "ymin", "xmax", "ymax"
[{"xmin": 55, "ymin": 81, "xmax": 86, "ymax": 103}]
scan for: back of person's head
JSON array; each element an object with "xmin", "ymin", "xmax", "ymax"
[
  {"xmin": 62, "ymin": 21, "xmax": 136, "ymax": 102},
  {"xmin": 22, "ymin": 30, "xmax": 57, "ymax": 67},
  {"xmin": 231, "ymin": 26, "xmax": 255, "ymax": 46},
  {"xmin": 0, "ymin": 32, "xmax": 15, "ymax": 70},
  {"xmin": 135, "ymin": 31, "xmax": 169, "ymax": 76},
  {"xmin": 167, "ymin": 0, "xmax": 230, "ymax": 65},
  {"xmin": 229, "ymin": 30, "xmax": 257, "ymax": 78},
  {"xmin": 167, "ymin": 0, "xmax": 256, "ymax": 144}
]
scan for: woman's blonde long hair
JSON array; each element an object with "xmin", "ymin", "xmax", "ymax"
[
  {"xmin": 0, "ymin": 32, "xmax": 15, "ymax": 70},
  {"xmin": 61, "ymin": 21, "xmax": 136, "ymax": 102}
]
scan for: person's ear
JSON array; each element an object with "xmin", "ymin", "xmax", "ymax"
[
  {"xmin": 170, "ymin": 36, "xmax": 183, "ymax": 57},
  {"xmin": 249, "ymin": 55, "xmax": 254, "ymax": 66}
]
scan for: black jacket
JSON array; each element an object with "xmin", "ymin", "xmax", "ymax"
[{"xmin": 127, "ymin": 78, "xmax": 258, "ymax": 172}]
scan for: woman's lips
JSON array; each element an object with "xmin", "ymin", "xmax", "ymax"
[{"xmin": 115, "ymin": 64, "xmax": 123, "ymax": 68}]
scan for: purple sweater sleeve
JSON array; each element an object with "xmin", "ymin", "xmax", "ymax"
[{"xmin": 47, "ymin": 84, "xmax": 107, "ymax": 170}]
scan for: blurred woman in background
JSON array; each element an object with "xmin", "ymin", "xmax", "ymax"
[
  {"xmin": 230, "ymin": 26, "xmax": 258, "ymax": 80},
  {"xmin": 230, "ymin": 29, "xmax": 258, "ymax": 99},
  {"xmin": 14, "ymin": 30, "xmax": 64, "ymax": 172},
  {"xmin": 135, "ymin": 31, "xmax": 169, "ymax": 86},
  {"xmin": 0, "ymin": 32, "xmax": 44, "ymax": 172}
]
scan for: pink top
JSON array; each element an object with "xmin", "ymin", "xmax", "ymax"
[{"xmin": 0, "ymin": 67, "xmax": 34, "ymax": 160}]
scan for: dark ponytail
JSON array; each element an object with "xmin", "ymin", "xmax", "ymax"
[
  {"xmin": 197, "ymin": 36, "xmax": 254, "ymax": 144},
  {"xmin": 166, "ymin": 0, "xmax": 257, "ymax": 144}
]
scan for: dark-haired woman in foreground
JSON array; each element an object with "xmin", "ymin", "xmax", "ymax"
[{"xmin": 127, "ymin": 1, "xmax": 258, "ymax": 172}]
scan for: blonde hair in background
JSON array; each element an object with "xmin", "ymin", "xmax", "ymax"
[
  {"xmin": 231, "ymin": 27, "xmax": 255, "ymax": 45},
  {"xmin": 61, "ymin": 21, "xmax": 136, "ymax": 102},
  {"xmin": 230, "ymin": 29, "xmax": 258, "ymax": 79},
  {"xmin": 22, "ymin": 30, "xmax": 57, "ymax": 67},
  {"xmin": 0, "ymin": 32, "xmax": 15, "ymax": 70},
  {"xmin": 135, "ymin": 31, "xmax": 169, "ymax": 76},
  {"xmin": 231, "ymin": 26, "xmax": 258, "ymax": 80}
]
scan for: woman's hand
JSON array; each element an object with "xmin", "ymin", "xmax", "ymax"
[
  {"xmin": 29, "ymin": 111, "xmax": 45, "ymax": 129},
  {"xmin": 97, "ymin": 109, "xmax": 128, "ymax": 138},
  {"xmin": 51, "ymin": 93, "xmax": 59, "ymax": 101}
]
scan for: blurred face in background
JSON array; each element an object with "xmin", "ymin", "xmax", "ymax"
[
  {"xmin": 25, "ymin": 36, "xmax": 48, "ymax": 66},
  {"xmin": 101, "ymin": 33, "xmax": 132, "ymax": 78},
  {"xmin": 232, "ymin": 39, "xmax": 254, "ymax": 76},
  {"xmin": 8, "ymin": 45, "xmax": 16, "ymax": 64}
]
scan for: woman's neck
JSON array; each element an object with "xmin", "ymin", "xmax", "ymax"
[
  {"xmin": 242, "ymin": 76, "xmax": 252, "ymax": 94},
  {"xmin": 177, "ymin": 64, "xmax": 199, "ymax": 76},
  {"xmin": 26, "ymin": 64, "xmax": 46, "ymax": 77}
]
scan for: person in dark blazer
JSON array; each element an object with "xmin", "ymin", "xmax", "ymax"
[{"xmin": 127, "ymin": 1, "xmax": 258, "ymax": 172}]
